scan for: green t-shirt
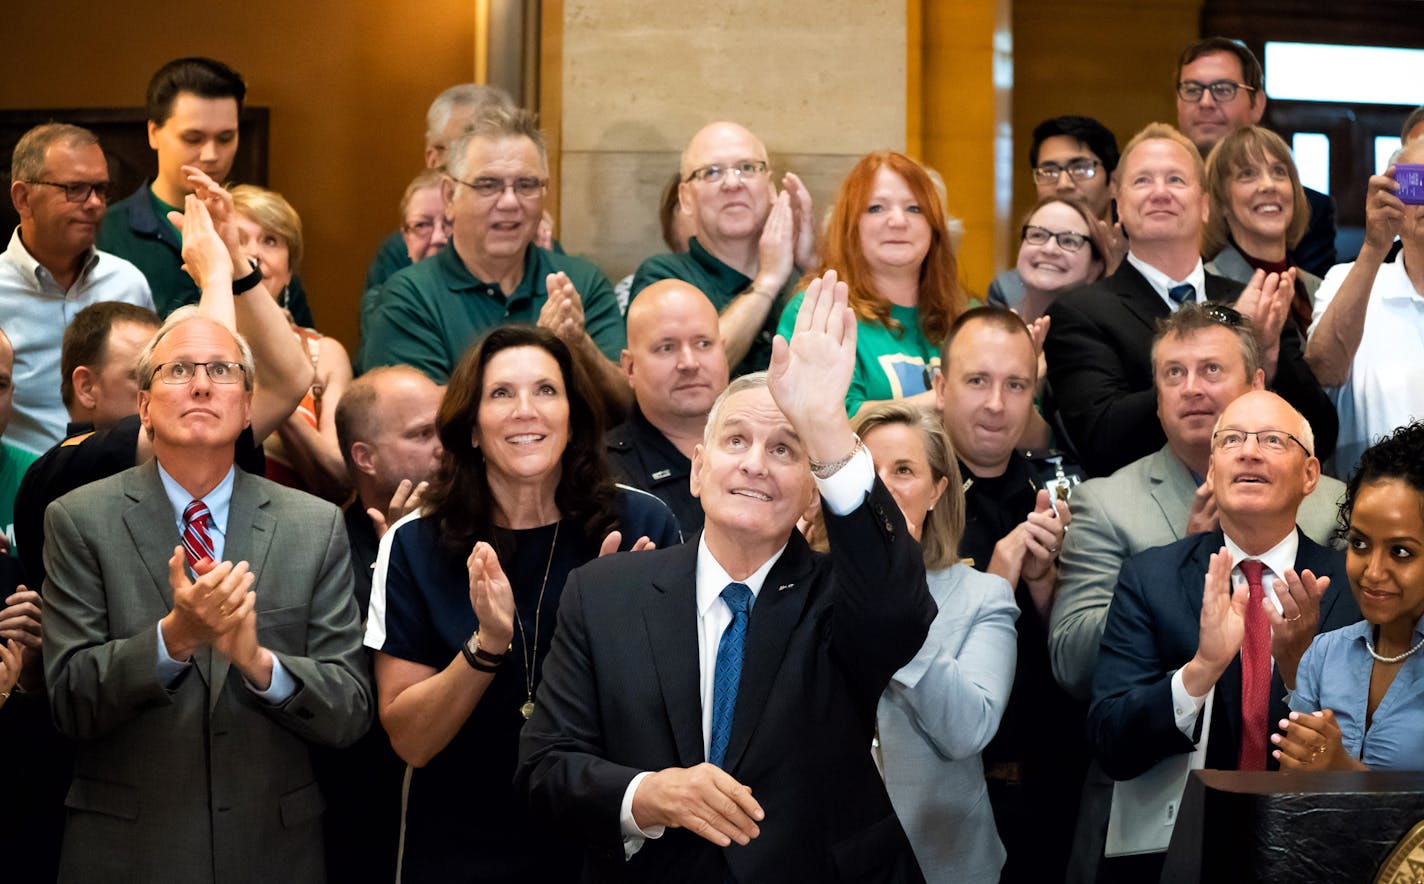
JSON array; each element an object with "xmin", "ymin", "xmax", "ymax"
[
  {"xmin": 363, "ymin": 241, "xmax": 625, "ymax": 384},
  {"xmin": 776, "ymin": 292, "xmax": 940, "ymax": 417},
  {"xmin": 1, "ymin": 441, "xmax": 39, "ymax": 557}
]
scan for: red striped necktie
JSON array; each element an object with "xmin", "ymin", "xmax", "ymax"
[{"xmin": 182, "ymin": 500, "xmax": 215, "ymax": 572}]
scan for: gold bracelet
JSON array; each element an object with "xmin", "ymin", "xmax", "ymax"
[{"xmin": 810, "ymin": 435, "xmax": 864, "ymax": 479}]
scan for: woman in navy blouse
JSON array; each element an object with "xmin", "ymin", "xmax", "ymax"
[
  {"xmin": 364, "ymin": 325, "xmax": 680, "ymax": 881},
  {"xmin": 1276, "ymin": 421, "xmax": 1424, "ymax": 770}
]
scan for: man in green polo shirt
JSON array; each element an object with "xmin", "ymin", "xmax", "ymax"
[
  {"xmin": 630, "ymin": 121, "xmax": 818, "ymax": 376},
  {"xmin": 96, "ymin": 57, "xmax": 313, "ymax": 325},
  {"xmin": 364, "ymin": 105, "xmax": 629, "ymax": 413}
]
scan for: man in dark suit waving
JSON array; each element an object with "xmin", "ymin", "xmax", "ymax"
[
  {"xmin": 1088, "ymin": 389, "xmax": 1360, "ymax": 880},
  {"xmin": 517, "ymin": 270, "xmax": 935, "ymax": 883},
  {"xmin": 1044, "ymin": 122, "xmax": 1336, "ymax": 477}
]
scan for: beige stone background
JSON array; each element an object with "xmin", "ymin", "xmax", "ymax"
[{"xmin": 555, "ymin": 0, "xmax": 908, "ymax": 284}]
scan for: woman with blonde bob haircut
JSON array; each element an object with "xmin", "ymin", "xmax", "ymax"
[
  {"xmin": 810, "ymin": 401, "xmax": 1017, "ymax": 882},
  {"xmin": 1204, "ymin": 126, "xmax": 1320, "ymax": 334},
  {"xmin": 777, "ymin": 151, "xmax": 968, "ymax": 418}
]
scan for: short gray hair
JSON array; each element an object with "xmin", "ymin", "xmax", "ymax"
[
  {"xmin": 1211, "ymin": 394, "xmax": 1315, "ymax": 456},
  {"xmin": 425, "ymin": 83, "xmax": 513, "ymax": 147},
  {"xmin": 11, "ymin": 123, "xmax": 100, "ymax": 183},
  {"xmin": 702, "ymin": 371, "xmax": 771, "ymax": 447},
  {"xmin": 446, "ymin": 105, "xmax": 547, "ymax": 181},
  {"xmin": 135, "ymin": 306, "xmax": 255, "ymax": 393}
]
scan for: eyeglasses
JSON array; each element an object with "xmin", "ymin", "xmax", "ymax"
[
  {"xmin": 1032, "ymin": 160, "xmax": 1099, "ymax": 184},
  {"xmin": 1022, "ymin": 225, "xmax": 1089, "ymax": 252},
  {"xmin": 27, "ymin": 180, "xmax": 109, "ymax": 203},
  {"xmin": 1177, "ymin": 80, "xmax": 1256, "ymax": 103},
  {"xmin": 453, "ymin": 176, "xmax": 548, "ymax": 199},
  {"xmin": 1212, "ymin": 428, "xmax": 1311, "ymax": 456},
  {"xmin": 402, "ymin": 217, "xmax": 453, "ymax": 237},
  {"xmin": 152, "ymin": 360, "xmax": 247, "ymax": 385},
  {"xmin": 683, "ymin": 160, "xmax": 770, "ymax": 185}
]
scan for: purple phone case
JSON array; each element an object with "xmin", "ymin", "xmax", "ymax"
[{"xmin": 1397, "ymin": 164, "xmax": 1424, "ymax": 206}]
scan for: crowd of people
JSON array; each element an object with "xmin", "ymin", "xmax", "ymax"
[{"xmin": 1, "ymin": 38, "xmax": 1422, "ymax": 884}]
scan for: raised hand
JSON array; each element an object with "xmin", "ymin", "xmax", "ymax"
[
  {"xmin": 597, "ymin": 531, "xmax": 657, "ymax": 557},
  {"xmin": 1362, "ymin": 167, "xmax": 1405, "ymax": 252},
  {"xmin": 1184, "ymin": 483, "xmax": 1219, "ymax": 536},
  {"xmin": 1272, "ymin": 709, "xmax": 1362, "ymax": 770},
  {"xmin": 755, "ymin": 190, "xmax": 795, "ymax": 293},
  {"xmin": 782, "ymin": 172, "xmax": 818, "ymax": 270},
  {"xmin": 631, "ymin": 763, "xmax": 765, "ymax": 847},
  {"xmin": 169, "ymin": 195, "xmax": 235, "ymax": 290},
  {"xmin": 1089, "ymin": 215, "xmax": 1126, "ymax": 276},
  {"xmin": 466, "ymin": 542, "xmax": 515, "ymax": 649},
  {"xmin": 538, "ymin": 272, "xmax": 587, "ymax": 347},
  {"xmin": 368, "ymin": 479, "xmax": 429, "ymax": 540},
  {"xmin": 768, "ymin": 269, "xmax": 858, "ymax": 465},
  {"xmin": 1266, "ymin": 568, "xmax": 1328, "ymax": 689},
  {"xmin": 1234, "ymin": 268, "xmax": 1290, "ymax": 377},
  {"xmin": 1183, "ymin": 547, "xmax": 1247, "ymax": 696}
]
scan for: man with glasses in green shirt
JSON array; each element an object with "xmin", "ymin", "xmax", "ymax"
[
  {"xmin": 363, "ymin": 105, "xmax": 629, "ymax": 415},
  {"xmin": 631, "ymin": 121, "xmax": 817, "ymax": 376}
]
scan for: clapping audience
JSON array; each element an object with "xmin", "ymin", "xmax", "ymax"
[{"xmin": 6, "ymin": 36, "xmax": 1420, "ymax": 884}]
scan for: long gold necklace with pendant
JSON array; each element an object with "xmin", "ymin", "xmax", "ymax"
[{"xmin": 515, "ymin": 521, "xmax": 559, "ymax": 720}]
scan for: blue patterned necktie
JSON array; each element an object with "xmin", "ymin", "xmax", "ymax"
[
  {"xmin": 709, "ymin": 582, "xmax": 753, "ymax": 769},
  {"xmin": 1168, "ymin": 282, "xmax": 1196, "ymax": 305}
]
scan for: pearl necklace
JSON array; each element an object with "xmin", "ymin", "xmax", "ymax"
[{"xmin": 1365, "ymin": 628, "xmax": 1424, "ymax": 664}]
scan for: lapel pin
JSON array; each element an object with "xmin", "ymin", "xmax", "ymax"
[{"xmin": 778, "ymin": 583, "xmax": 795, "ymax": 592}]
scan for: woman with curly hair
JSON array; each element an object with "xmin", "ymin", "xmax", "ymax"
[
  {"xmin": 1275, "ymin": 420, "xmax": 1424, "ymax": 771},
  {"xmin": 364, "ymin": 325, "xmax": 680, "ymax": 881},
  {"xmin": 776, "ymin": 151, "xmax": 968, "ymax": 419}
]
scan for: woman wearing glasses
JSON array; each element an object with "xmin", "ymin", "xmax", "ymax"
[
  {"xmin": 1000, "ymin": 196, "xmax": 1109, "ymax": 325},
  {"xmin": 1204, "ymin": 126, "xmax": 1320, "ymax": 336},
  {"xmin": 1274, "ymin": 421, "xmax": 1424, "ymax": 771},
  {"xmin": 229, "ymin": 184, "xmax": 353, "ymax": 502},
  {"xmin": 775, "ymin": 150, "xmax": 967, "ymax": 419}
]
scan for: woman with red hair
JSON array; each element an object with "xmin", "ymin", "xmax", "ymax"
[{"xmin": 776, "ymin": 151, "xmax": 968, "ymax": 418}]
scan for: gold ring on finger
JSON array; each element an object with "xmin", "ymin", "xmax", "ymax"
[
  {"xmin": 218, "ymin": 603, "xmax": 230, "ymax": 617},
  {"xmin": 1287, "ymin": 613, "xmax": 1303, "ymax": 622}
]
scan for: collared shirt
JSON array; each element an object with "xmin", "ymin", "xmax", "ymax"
[
  {"xmin": 619, "ymin": 445, "xmax": 876, "ymax": 851},
  {"xmin": 1170, "ymin": 529, "xmax": 1298, "ymax": 736},
  {"xmin": 363, "ymin": 240, "xmax": 624, "ymax": 383},
  {"xmin": 1310, "ymin": 254, "xmax": 1424, "ymax": 480},
  {"xmin": 1127, "ymin": 251, "xmax": 1207, "ymax": 313},
  {"xmin": 1291, "ymin": 616, "xmax": 1424, "ymax": 769},
  {"xmin": 0, "ymin": 227, "xmax": 153, "ymax": 454},
  {"xmin": 631, "ymin": 237, "xmax": 800, "ymax": 376},
  {"xmin": 152, "ymin": 461, "xmax": 295, "ymax": 703}
]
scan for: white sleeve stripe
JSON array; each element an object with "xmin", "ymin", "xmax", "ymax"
[{"xmin": 363, "ymin": 509, "xmax": 425, "ymax": 652}]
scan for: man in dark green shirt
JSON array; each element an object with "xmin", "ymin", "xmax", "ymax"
[
  {"xmin": 96, "ymin": 57, "xmax": 313, "ymax": 324},
  {"xmin": 364, "ymin": 105, "xmax": 629, "ymax": 414},
  {"xmin": 630, "ymin": 121, "xmax": 818, "ymax": 376}
]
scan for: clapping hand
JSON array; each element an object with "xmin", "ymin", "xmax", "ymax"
[
  {"xmin": 1182, "ymin": 547, "xmax": 1247, "ymax": 696},
  {"xmin": 0, "ymin": 638, "xmax": 23, "ymax": 705},
  {"xmin": 1266, "ymin": 568, "xmax": 1328, "ymax": 689},
  {"xmin": 755, "ymin": 191, "xmax": 796, "ymax": 293},
  {"xmin": 1234, "ymin": 268, "xmax": 1293, "ymax": 379},
  {"xmin": 1184, "ymin": 483, "xmax": 1219, "ymax": 536},
  {"xmin": 782, "ymin": 172, "xmax": 818, "ymax": 271},
  {"xmin": 538, "ymin": 272, "xmax": 587, "ymax": 348},
  {"xmin": 1272, "ymin": 709, "xmax": 1361, "ymax": 770},
  {"xmin": 162, "ymin": 547, "xmax": 255, "ymax": 662},
  {"xmin": 466, "ymin": 542, "xmax": 515, "ymax": 649},
  {"xmin": 368, "ymin": 479, "xmax": 429, "ymax": 540},
  {"xmin": 1088, "ymin": 215, "xmax": 1126, "ymax": 276}
]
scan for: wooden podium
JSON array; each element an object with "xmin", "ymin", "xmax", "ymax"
[{"xmin": 1162, "ymin": 770, "xmax": 1424, "ymax": 883}]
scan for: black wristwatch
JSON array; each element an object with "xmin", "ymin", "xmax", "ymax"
[
  {"xmin": 462, "ymin": 633, "xmax": 505, "ymax": 673},
  {"xmin": 231, "ymin": 259, "xmax": 264, "ymax": 295}
]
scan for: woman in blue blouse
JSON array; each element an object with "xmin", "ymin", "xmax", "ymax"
[{"xmin": 1275, "ymin": 421, "xmax": 1424, "ymax": 770}]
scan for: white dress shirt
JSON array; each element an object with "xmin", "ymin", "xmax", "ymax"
[
  {"xmin": 1127, "ymin": 252, "xmax": 1207, "ymax": 313},
  {"xmin": 619, "ymin": 445, "xmax": 876, "ymax": 854}
]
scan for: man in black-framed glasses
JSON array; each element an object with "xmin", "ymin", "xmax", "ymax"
[{"xmin": 1, "ymin": 123, "xmax": 154, "ymax": 456}]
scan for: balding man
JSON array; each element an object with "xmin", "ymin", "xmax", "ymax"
[
  {"xmin": 334, "ymin": 366, "xmax": 444, "ymax": 610},
  {"xmin": 1087, "ymin": 390, "xmax": 1359, "ymax": 880},
  {"xmin": 364, "ymin": 83, "xmax": 513, "ymax": 293},
  {"xmin": 608, "ymin": 280, "xmax": 730, "ymax": 533},
  {"xmin": 631, "ymin": 122, "xmax": 816, "ymax": 376},
  {"xmin": 1045, "ymin": 122, "xmax": 1336, "ymax": 477}
]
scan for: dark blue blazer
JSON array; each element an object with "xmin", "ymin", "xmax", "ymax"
[{"xmin": 1088, "ymin": 528, "xmax": 1360, "ymax": 781}]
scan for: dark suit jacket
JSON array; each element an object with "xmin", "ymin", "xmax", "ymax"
[
  {"xmin": 1044, "ymin": 262, "xmax": 1338, "ymax": 477},
  {"xmin": 41, "ymin": 461, "xmax": 373, "ymax": 884},
  {"xmin": 516, "ymin": 480, "xmax": 935, "ymax": 883},
  {"xmin": 1087, "ymin": 529, "xmax": 1360, "ymax": 782}
]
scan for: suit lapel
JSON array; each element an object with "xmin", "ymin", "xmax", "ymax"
[
  {"xmin": 645, "ymin": 545, "xmax": 704, "ymax": 768},
  {"xmin": 1149, "ymin": 448, "xmax": 1198, "ymax": 542},
  {"xmin": 1110, "ymin": 263, "xmax": 1171, "ymax": 336},
  {"xmin": 122, "ymin": 461, "xmax": 183, "ymax": 614},
  {"xmin": 208, "ymin": 471, "xmax": 274, "ymax": 711},
  {"xmin": 722, "ymin": 535, "xmax": 815, "ymax": 773}
]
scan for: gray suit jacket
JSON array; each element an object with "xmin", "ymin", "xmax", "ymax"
[
  {"xmin": 1205, "ymin": 243, "xmax": 1323, "ymax": 303},
  {"xmin": 42, "ymin": 460, "xmax": 373, "ymax": 884},
  {"xmin": 1048, "ymin": 444, "xmax": 1344, "ymax": 701}
]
